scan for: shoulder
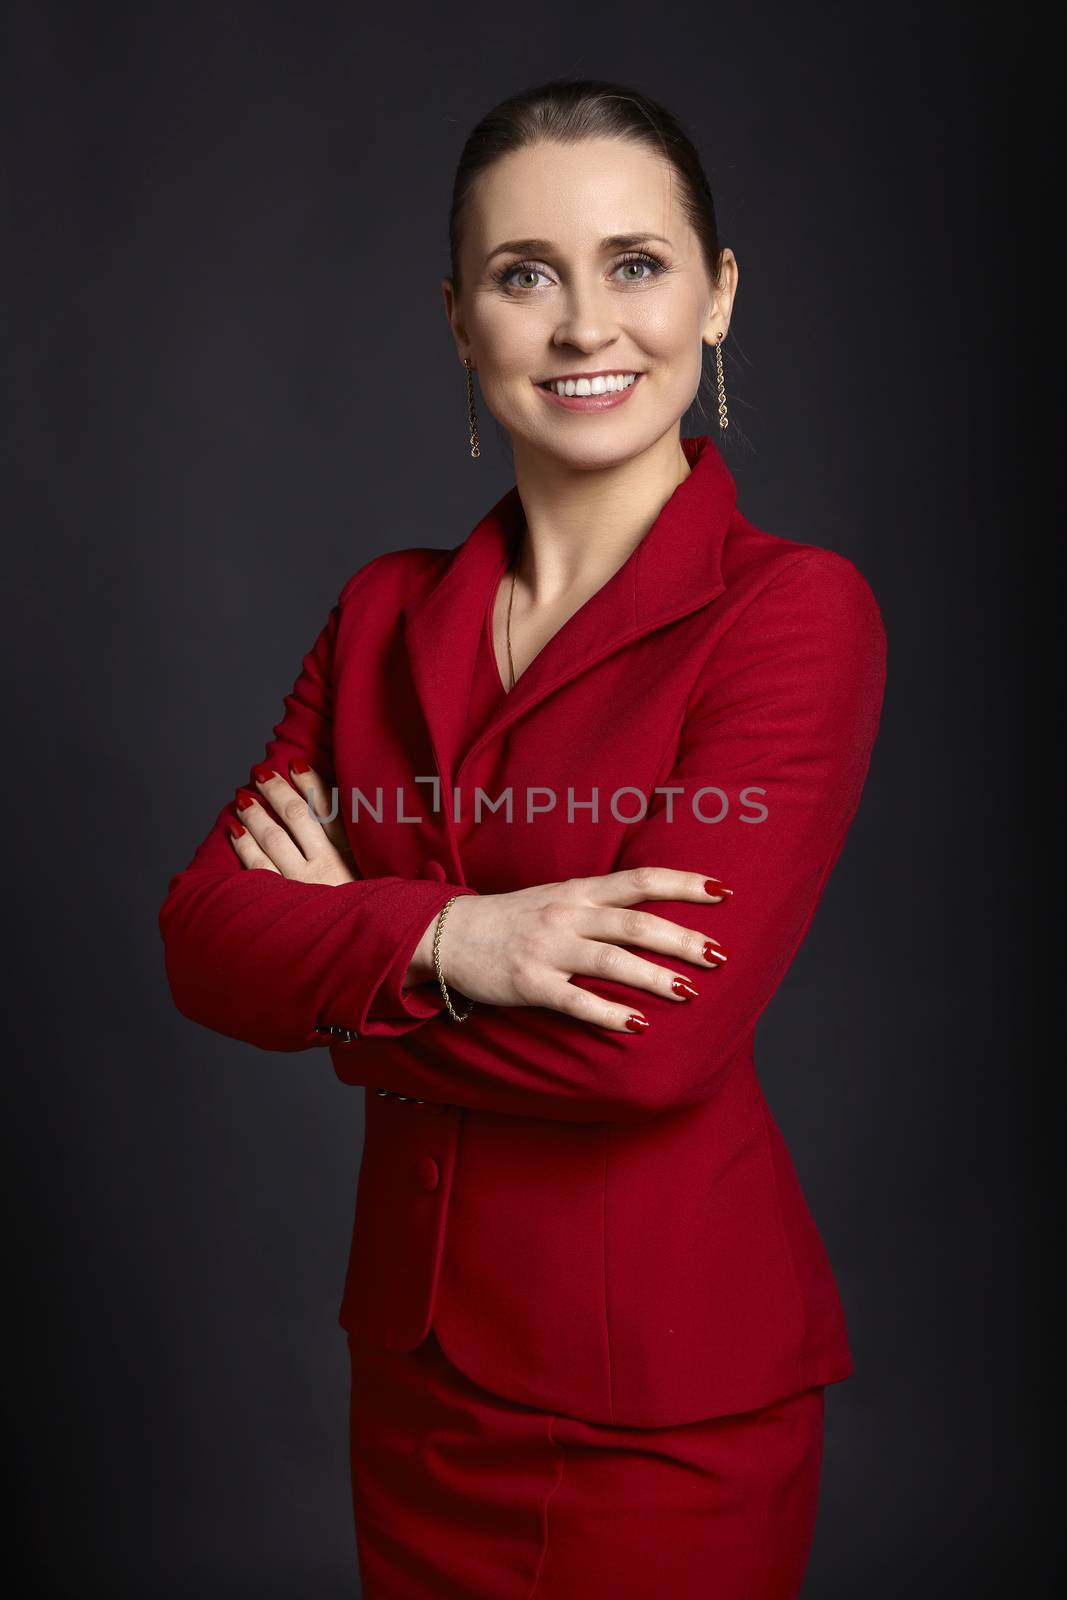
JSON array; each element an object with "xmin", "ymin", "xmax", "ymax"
[
  {"xmin": 722, "ymin": 512, "xmax": 886, "ymax": 650},
  {"xmin": 335, "ymin": 543, "xmax": 455, "ymax": 613}
]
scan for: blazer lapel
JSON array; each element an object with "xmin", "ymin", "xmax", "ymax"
[{"xmin": 401, "ymin": 434, "xmax": 736, "ymax": 798}]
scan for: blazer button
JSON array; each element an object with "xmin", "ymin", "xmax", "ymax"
[{"xmin": 417, "ymin": 1156, "xmax": 440, "ymax": 1192}]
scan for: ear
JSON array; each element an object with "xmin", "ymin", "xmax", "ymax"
[
  {"xmin": 441, "ymin": 277, "xmax": 473, "ymax": 364},
  {"xmin": 702, "ymin": 248, "xmax": 739, "ymax": 347}
]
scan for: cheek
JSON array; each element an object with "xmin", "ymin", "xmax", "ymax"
[
  {"xmin": 629, "ymin": 299, "xmax": 702, "ymax": 356},
  {"xmin": 469, "ymin": 301, "xmax": 545, "ymax": 370}
]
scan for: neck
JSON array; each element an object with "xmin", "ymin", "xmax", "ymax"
[{"xmin": 506, "ymin": 430, "xmax": 692, "ymax": 601}]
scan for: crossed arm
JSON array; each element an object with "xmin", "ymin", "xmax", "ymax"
[{"xmin": 159, "ymin": 551, "xmax": 887, "ymax": 1124}]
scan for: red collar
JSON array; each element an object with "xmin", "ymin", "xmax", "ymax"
[{"xmin": 402, "ymin": 434, "xmax": 736, "ymax": 788}]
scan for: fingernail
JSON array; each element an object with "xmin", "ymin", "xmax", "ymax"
[
  {"xmin": 236, "ymin": 790, "xmax": 258, "ymax": 811},
  {"xmin": 253, "ymin": 763, "xmax": 277, "ymax": 785},
  {"xmin": 289, "ymin": 758, "xmax": 311, "ymax": 774},
  {"xmin": 672, "ymin": 977, "xmax": 700, "ymax": 998},
  {"xmin": 703, "ymin": 941, "xmax": 730, "ymax": 963},
  {"xmin": 704, "ymin": 879, "xmax": 735, "ymax": 896},
  {"xmin": 227, "ymin": 819, "xmax": 247, "ymax": 838},
  {"xmin": 624, "ymin": 1014, "xmax": 650, "ymax": 1032}
]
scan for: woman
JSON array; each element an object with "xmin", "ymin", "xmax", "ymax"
[{"xmin": 160, "ymin": 78, "xmax": 887, "ymax": 1600}]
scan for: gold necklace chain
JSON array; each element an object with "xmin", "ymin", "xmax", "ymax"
[{"xmin": 505, "ymin": 565, "xmax": 517, "ymax": 691}]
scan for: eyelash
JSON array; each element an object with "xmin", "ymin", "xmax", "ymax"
[{"xmin": 491, "ymin": 249, "xmax": 669, "ymax": 292}]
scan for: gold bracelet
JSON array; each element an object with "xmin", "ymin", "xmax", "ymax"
[{"xmin": 433, "ymin": 894, "xmax": 473, "ymax": 1022}]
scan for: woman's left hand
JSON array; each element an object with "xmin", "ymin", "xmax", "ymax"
[{"xmin": 228, "ymin": 761, "xmax": 357, "ymax": 886}]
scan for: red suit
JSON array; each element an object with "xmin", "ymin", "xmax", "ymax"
[{"xmin": 160, "ymin": 434, "xmax": 887, "ymax": 1594}]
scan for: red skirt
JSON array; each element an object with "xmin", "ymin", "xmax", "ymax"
[{"xmin": 346, "ymin": 1326, "xmax": 825, "ymax": 1599}]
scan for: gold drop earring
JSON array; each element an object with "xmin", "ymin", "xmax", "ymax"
[
  {"xmin": 464, "ymin": 357, "xmax": 480, "ymax": 458},
  {"xmin": 715, "ymin": 331, "xmax": 729, "ymax": 432}
]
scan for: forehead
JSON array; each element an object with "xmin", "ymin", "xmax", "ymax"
[{"xmin": 466, "ymin": 138, "xmax": 682, "ymax": 248}]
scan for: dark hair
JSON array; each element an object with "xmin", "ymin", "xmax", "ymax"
[{"xmin": 447, "ymin": 77, "xmax": 736, "ymax": 442}]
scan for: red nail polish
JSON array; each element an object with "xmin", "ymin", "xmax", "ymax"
[
  {"xmin": 289, "ymin": 759, "xmax": 311, "ymax": 774},
  {"xmin": 703, "ymin": 941, "xmax": 730, "ymax": 963},
  {"xmin": 227, "ymin": 819, "xmax": 247, "ymax": 838},
  {"xmin": 236, "ymin": 790, "xmax": 258, "ymax": 811},
  {"xmin": 704, "ymin": 879, "xmax": 735, "ymax": 896},
  {"xmin": 624, "ymin": 1014, "xmax": 649, "ymax": 1032},
  {"xmin": 253, "ymin": 763, "xmax": 276, "ymax": 785},
  {"xmin": 672, "ymin": 977, "xmax": 700, "ymax": 998}
]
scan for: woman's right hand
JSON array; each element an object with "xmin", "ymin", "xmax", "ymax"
[{"xmin": 407, "ymin": 870, "xmax": 734, "ymax": 1033}]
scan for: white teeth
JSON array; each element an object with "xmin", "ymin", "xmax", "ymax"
[{"xmin": 544, "ymin": 373, "xmax": 639, "ymax": 397}]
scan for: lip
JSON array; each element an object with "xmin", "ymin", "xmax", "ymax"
[{"xmin": 534, "ymin": 372, "xmax": 645, "ymax": 413}]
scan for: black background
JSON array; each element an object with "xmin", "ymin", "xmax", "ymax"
[{"xmin": 4, "ymin": 1, "xmax": 1052, "ymax": 1593}]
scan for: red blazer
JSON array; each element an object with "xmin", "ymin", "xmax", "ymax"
[{"xmin": 159, "ymin": 434, "xmax": 887, "ymax": 1428}]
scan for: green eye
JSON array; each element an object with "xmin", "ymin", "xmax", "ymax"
[{"xmin": 493, "ymin": 250, "xmax": 668, "ymax": 292}]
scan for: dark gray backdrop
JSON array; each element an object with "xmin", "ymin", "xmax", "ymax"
[{"xmin": 5, "ymin": 1, "xmax": 1048, "ymax": 1593}]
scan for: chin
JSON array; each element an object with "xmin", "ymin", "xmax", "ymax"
[{"xmin": 539, "ymin": 431, "xmax": 655, "ymax": 473}]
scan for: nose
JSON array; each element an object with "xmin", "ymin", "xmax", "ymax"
[{"xmin": 552, "ymin": 282, "xmax": 622, "ymax": 353}]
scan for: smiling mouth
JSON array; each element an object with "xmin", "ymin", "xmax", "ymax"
[{"xmin": 535, "ymin": 372, "xmax": 645, "ymax": 393}]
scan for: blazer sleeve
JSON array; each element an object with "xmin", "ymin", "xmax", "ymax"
[
  {"xmin": 334, "ymin": 549, "xmax": 888, "ymax": 1123},
  {"xmin": 157, "ymin": 573, "xmax": 480, "ymax": 1053}
]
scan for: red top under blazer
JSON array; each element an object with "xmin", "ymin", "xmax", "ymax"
[{"xmin": 159, "ymin": 433, "xmax": 888, "ymax": 1429}]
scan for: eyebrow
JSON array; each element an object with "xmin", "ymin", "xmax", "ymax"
[{"xmin": 484, "ymin": 232, "xmax": 674, "ymax": 267}]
